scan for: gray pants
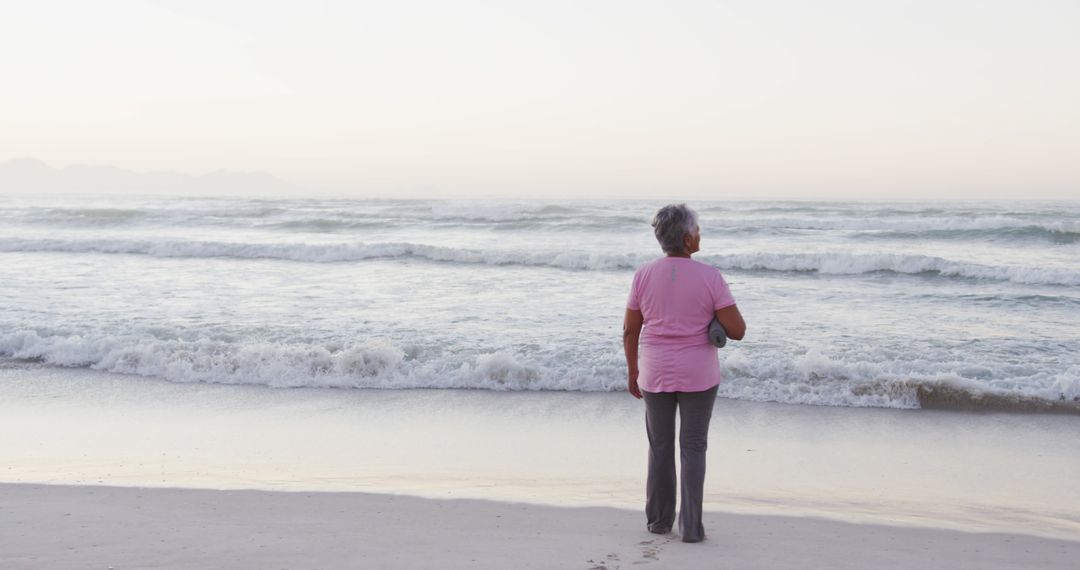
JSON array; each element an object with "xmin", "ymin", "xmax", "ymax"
[{"xmin": 642, "ymin": 385, "xmax": 718, "ymax": 542}]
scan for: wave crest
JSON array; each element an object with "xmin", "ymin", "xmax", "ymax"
[
  {"xmin": 2, "ymin": 237, "xmax": 1077, "ymax": 286},
  {"xmin": 3, "ymin": 331, "xmax": 1078, "ymax": 414},
  {"xmin": 0, "ymin": 330, "xmax": 612, "ymax": 392}
]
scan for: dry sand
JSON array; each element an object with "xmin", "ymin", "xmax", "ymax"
[{"xmin": 4, "ymin": 483, "xmax": 1079, "ymax": 569}]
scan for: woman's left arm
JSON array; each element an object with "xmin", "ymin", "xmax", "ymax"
[
  {"xmin": 715, "ymin": 305, "xmax": 746, "ymax": 341},
  {"xmin": 623, "ymin": 309, "xmax": 644, "ymax": 399}
]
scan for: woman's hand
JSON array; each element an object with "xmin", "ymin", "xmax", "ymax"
[{"xmin": 628, "ymin": 368, "xmax": 642, "ymax": 399}]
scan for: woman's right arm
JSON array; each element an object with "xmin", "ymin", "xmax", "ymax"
[
  {"xmin": 714, "ymin": 305, "xmax": 746, "ymax": 341},
  {"xmin": 623, "ymin": 308, "xmax": 644, "ymax": 399}
]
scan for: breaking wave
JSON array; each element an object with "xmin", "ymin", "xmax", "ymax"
[
  {"xmin": 2, "ymin": 237, "xmax": 1078, "ymax": 286},
  {"xmin": 0, "ymin": 330, "xmax": 620, "ymax": 392},
  {"xmin": 4, "ymin": 201, "xmax": 1079, "ymax": 243},
  {"xmin": 2, "ymin": 331, "xmax": 1077, "ymax": 414}
]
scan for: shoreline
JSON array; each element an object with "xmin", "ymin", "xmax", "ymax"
[
  {"xmin": 4, "ymin": 482, "xmax": 1079, "ymax": 569},
  {"xmin": 5, "ymin": 357, "xmax": 1078, "ymax": 417},
  {"xmin": 3, "ymin": 365, "xmax": 1080, "ymax": 567}
]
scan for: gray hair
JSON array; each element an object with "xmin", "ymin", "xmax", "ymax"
[{"xmin": 651, "ymin": 204, "xmax": 698, "ymax": 255}]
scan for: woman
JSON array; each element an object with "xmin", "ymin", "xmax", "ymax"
[{"xmin": 623, "ymin": 203, "xmax": 746, "ymax": 543}]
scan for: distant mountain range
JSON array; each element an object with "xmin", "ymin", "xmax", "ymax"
[{"xmin": 0, "ymin": 158, "xmax": 295, "ymax": 196}]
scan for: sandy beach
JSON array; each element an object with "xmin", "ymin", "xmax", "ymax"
[
  {"xmin": 5, "ymin": 483, "xmax": 1080, "ymax": 569},
  {"xmin": 2, "ymin": 366, "xmax": 1079, "ymax": 568}
]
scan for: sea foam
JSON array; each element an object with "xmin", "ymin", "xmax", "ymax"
[{"xmin": 3, "ymin": 330, "xmax": 1077, "ymax": 413}]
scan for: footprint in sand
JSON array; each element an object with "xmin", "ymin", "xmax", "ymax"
[
  {"xmin": 585, "ymin": 553, "xmax": 621, "ymax": 570},
  {"xmin": 634, "ymin": 537, "xmax": 672, "ymax": 564}
]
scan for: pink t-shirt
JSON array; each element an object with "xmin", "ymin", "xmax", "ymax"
[{"xmin": 627, "ymin": 257, "xmax": 736, "ymax": 393}]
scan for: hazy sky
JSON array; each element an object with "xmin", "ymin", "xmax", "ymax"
[{"xmin": 2, "ymin": 0, "xmax": 1078, "ymax": 198}]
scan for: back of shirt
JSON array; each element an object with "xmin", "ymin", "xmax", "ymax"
[{"xmin": 627, "ymin": 257, "xmax": 735, "ymax": 345}]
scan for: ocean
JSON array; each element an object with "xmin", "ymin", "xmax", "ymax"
[{"xmin": 1, "ymin": 195, "xmax": 1078, "ymax": 412}]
